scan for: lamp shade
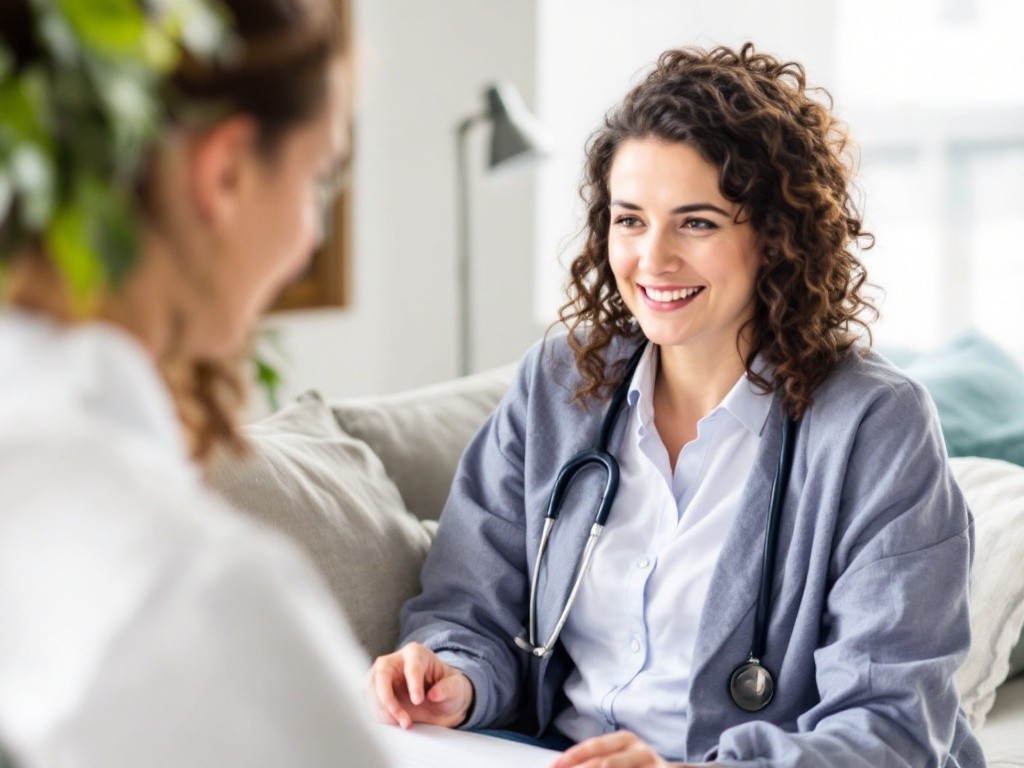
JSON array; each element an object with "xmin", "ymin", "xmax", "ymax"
[{"xmin": 485, "ymin": 82, "xmax": 550, "ymax": 169}]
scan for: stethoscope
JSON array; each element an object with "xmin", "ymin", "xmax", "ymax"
[{"xmin": 513, "ymin": 342, "xmax": 799, "ymax": 713}]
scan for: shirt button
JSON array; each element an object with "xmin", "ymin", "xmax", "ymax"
[
  {"xmin": 630, "ymin": 637, "xmax": 641, "ymax": 653},
  {"xmin": 638, "ymin": 556, "xmax": 650, "ymax": 569}
]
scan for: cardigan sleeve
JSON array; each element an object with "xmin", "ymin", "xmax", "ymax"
[
  {"xmin": 398, "ymin": 344, "xmax": 539, "ymax": 730},
  {"xmin": 713, "ymin": 378, "xmax": 976, "ymax": 768}
]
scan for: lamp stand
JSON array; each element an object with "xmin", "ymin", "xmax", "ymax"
[{"xmin": 455, "ymin": 114, "xmax": 483, "ymax": 377}]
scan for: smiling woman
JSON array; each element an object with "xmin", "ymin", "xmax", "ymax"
[{"xmin": 368, "ymin": 42, "xmax": 984, "ymax": 768}]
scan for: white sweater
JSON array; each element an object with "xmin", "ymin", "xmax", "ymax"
[{"xmin": 0, "ymin": 311, "xmax": 387, "ymax": 767}]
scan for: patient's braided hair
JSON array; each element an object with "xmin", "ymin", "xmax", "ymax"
[{"xmin": 559, "ymin": 42, "xmax": 876, "ymax": 418}]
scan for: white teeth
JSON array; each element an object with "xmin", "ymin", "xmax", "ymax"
[{"xmin": 646, "ymin": 286, "xmax": 701, "ymax": 302}]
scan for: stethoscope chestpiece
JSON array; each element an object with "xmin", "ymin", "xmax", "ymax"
[{"xmin": 729, "ymin": 656, "xmax": 775, "ymax": 712}]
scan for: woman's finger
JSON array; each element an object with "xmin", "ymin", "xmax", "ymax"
[
  {"xmin": 425, "ymin": 673, "xmax": 467, "ymax": 711},
  {"xmin": 402, "ymin": 646, "xmax": 430, "ymax": 706},
  {"xmin": 553, "ymin": 731, "xmax": 641, "ymax": 767},
  {"xmin": 370, "ymin": 657, "xmax": 411, "ymax": 728},
  {"xmin": 370, "ymin": 701, "xmax": 400, "ymax": 728}
]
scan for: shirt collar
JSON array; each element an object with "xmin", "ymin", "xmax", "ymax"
[
  {"xmin": 719, "ymin": 361, "xmax": 773, "ymax": 437},
  {"xmin": 626, "ymin": 343, "xmax": 773, "ymax": 437},
  {"xmin": 626, "ymin": 342, "xmax": 658, "ymax": 433}
]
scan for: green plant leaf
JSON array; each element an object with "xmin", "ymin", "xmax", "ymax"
[
  {"xmin": 0, "ymin": 169, "xmax": 13, "ymax": 226},
  {"xmin": 36, "ymin": 6, "xmax": 81, "ymax": 67},
  {"xmin": 153, "ymin": 0, "xmax": 235, "ymax": 61},
  {"xmin": 140, "ymin": 25, "xmax": 179, "ymax": 73},
  {"xmin": 0, "ymin": 75, "xmax": 48, "ymax": 145},
  {"xmin": 2, "ymin": 0, "xmax": 237, "ymax": 311},
  {"xmin": 56, "ymin": 0, "xmax": 148, "ymax": 58},
  {"xmin": 9, "ymin": 144, "xmax": 56, "ymax": 229},
  {"xmin": 75, "ymin": 174, "xmax": 138, "ymax": 286},
  {"xmin": 44, "ymin": 203, "xmax": 105, "ymax": 310},
  {"xmin": 0, "ymin": 48, "xmax": 12, "ymax": 85},
  {"xmin": 86, "ymin": 60, "xmax": 160, "ymax": 177},
  {"xmin": 253, "ymin": 324, "xmax": 289, "ymax": 412},
  {"xmin": 253, "ymin": 358, "xmax": 283, "ymax": 412}
]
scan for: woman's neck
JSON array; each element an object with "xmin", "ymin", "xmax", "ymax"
[
  {"xmin": 5, "ymin": 235, "xmax": 182, "ymax": 364},
  {"xmin": 657, "ymin": 340, "xmax": 749, "ymax": 418},
  {"xmin": 652, "ymin": 338, "xmax": 751, "ymax": 470},
  {"xmin": 98, "ymin": 236, "xmax": 181, "ymax": 361}
]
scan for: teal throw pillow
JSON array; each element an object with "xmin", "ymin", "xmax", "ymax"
[{"xmin": 899, "ymin": 332, "xmax": 1024, "ymax": 467}]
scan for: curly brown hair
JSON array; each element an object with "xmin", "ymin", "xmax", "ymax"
[{"xmin": 559, "ymin": 42, "xmax": 875, "ymax": 418}]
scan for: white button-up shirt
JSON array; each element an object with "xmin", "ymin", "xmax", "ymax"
[{"xmin": 555, "ymin": 344, "xmax": 773, "ymax": 756}]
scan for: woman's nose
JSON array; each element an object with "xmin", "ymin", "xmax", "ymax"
[{"xmin": 637, "ymin": 226, "xmax": 682, "ymax": 274}]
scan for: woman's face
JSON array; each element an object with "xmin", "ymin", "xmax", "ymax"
[
  {"xmin": 607, "ymin": 137, "xmax": 762, "ymax": 358},
  {"xmin": 196, "ymin": 64, "xmax": 348, "ymax": 356}
]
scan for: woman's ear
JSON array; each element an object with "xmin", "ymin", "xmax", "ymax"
[{"xmin": 187, "ymin": 116, "xmax": 260, "ymax": 228}]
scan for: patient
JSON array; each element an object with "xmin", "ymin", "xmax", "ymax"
[{"xmin": 0, "ymin": 1, "xmax": 385, "ymax": 765}]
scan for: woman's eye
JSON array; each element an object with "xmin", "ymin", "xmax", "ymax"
[
  {"xmin": 684, "ymin": 217, "xmax": 714, "ymax": 229},
  {"xmin": 613, "ymin": 215, "xmax": 643, "ymax": 228},
  {"xmin": 682, "ymin": 217, "xmax": 717, "ymax": 232}
]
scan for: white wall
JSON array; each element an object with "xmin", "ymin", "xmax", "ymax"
[{"xmin": 255, "ymin": 0, "xmax": 542, "ymax": 416}]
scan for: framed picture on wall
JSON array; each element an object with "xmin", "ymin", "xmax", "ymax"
[{"xmin": 270, "ymin": 0, "xmax": 352, "ymax": 312}]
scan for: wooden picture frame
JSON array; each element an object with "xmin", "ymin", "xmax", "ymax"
[{"xmin": 270, "ymin": 0, "xmax": 352, "ymax": 312}]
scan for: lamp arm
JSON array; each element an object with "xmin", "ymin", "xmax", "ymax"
[{"xmin": 457, "ymin": 112, "xmax": 487, "ymax": 137}]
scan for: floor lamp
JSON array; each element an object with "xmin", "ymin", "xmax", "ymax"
[{"xmin": 455, "ymin": 82, "xmax": 549, "ymax": 376}]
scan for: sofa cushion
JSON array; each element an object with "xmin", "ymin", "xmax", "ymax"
[
  {"xmin": 976, "ymin": 674, "xmax": 1024, "ymax": 765},
  {"xmin": 1010, "ymin": 639, "xmax": 1024, "ymax": 683},
  {"xmin": 207, "ymin": 392, "xmax": 432, "ymax": 659},
  {"xmin": 330, "ymin": 365, "xmax": 515, "ymax": 522},
  {"xmin": 950, "ymin": 457, "xmax": 1024, "ymax": 730},
  {"xmin": 900, "ymin": 332, "xmax": 1024, "ymax": 466}
]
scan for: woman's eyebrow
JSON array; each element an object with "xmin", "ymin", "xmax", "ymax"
[
  {"xmin": 609, "ymin": 199, "xmax": 731, "ymax": 217},
  {"xmin": 672, "ymin": 202, "xmax": 730, "ymax": 216}
]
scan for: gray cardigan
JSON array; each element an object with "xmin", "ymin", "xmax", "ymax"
[{"xmin": 400, "ymin": 334, "xmax": 984, "ymax": 767}]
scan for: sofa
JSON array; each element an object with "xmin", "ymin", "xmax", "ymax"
[{"xmin": 209, "ymin": 336, "xmax": 1024, "ymax": 766}]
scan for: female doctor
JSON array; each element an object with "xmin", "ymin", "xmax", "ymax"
[{"xmin": 369, "ymin": 44, "xmax": 984, "ymax": 767}]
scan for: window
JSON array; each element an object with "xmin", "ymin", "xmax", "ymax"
[{"xmin": 837, "ymin": 0, "xmax": 1024, "ymax": 356}]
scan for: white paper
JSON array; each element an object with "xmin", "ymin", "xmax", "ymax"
[{"xmin": 371, "ymin": 722, "xmax": 563, "ymax": 768}]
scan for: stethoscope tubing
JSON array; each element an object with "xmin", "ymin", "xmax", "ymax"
[
  {"xmin": 516, "ymin": 343, "xmax": 645, "ymax": 658},
  {"xmin": 516, "ymin": 340, "xmax": 800, "ymax": 714},
  {"xmin": 751, "ymin": 414, "xmax": 798, "ymax": 661}
]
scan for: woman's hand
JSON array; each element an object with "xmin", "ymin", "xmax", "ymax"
[
  {"xmin": 367, "ymin": 642, "xmax": 474, "ymax": 729},
  {"xmin": 551, "ymin": 730, "xmax": 715, "ymax": 768}
]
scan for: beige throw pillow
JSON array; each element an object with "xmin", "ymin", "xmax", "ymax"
[
  {"xmin": 331, "ymin": 365, "xmax": 515, "ymax": 522},
  {"xmin": 950, "ymin": 456, "xmax": 1024, "ymax": 729},
  {"xmin": 208, "ymin": 392, "xmax": 432, "ymax": 659}
]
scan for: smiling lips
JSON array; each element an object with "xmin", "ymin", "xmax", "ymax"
[{"xmin": 640, "ymin": 284, "xmax": 705, "ymax": 310}]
